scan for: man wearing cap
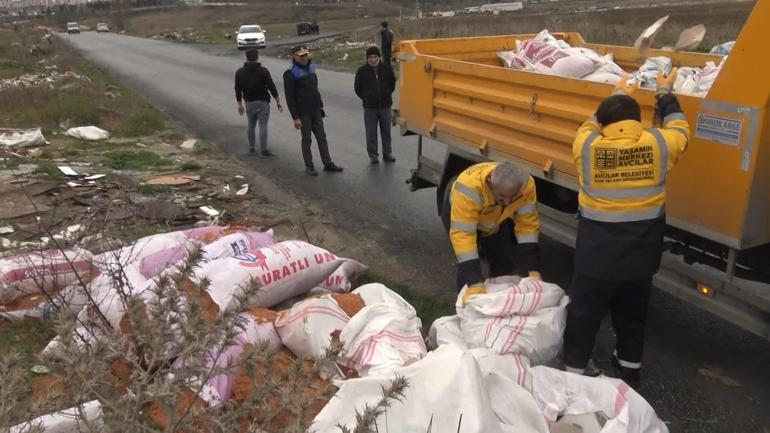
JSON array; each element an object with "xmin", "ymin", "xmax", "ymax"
[
  {"xmin": 283, "ymin": 45, "xmax": 343, "ymax": 176},
  {"xmin": 354, "ymin": 46, "xmax": 396, "ymax": 164},
  {"xmin": 234, "ymin": 48, "xmax": 283, "ymax": 157}
]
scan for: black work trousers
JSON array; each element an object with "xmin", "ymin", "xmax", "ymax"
[
  {"xmin": 455, "ymin": 220, "xmax": 518, "ymax": 291},
  {"xmin": 300, "ymin": 110, "xmax": 332, "ymax": 169},
  {"xmin": 563, "ymin": 272, "xmax": 652, "ymax": 370}
]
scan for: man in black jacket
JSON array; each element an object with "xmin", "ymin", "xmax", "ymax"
[
  {"xmin": 354, "ymin": 46, "xmax": 396, "ymax": 164},
  {"xmin": 234, "ymin": 49, "xmax": 283, "ymax": 157},
  {"xmin": 378, "ymin": 22, "xmax": 393, "ymax": 67},
  {"xmin": 283, "ymin": 46, "xmax": 343, "ymax": 176}
]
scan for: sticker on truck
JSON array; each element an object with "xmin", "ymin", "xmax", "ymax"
[{"xmin": 694, "ymin": 112, "xmax": 743, "ymax": 147}]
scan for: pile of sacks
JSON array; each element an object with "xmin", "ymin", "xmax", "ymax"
[
  {"xmin": 496, "ymin": 29, "xmax": 725, "ymax": 96},
  {"xmin": 3, "ymin": 227, "xmax": 668, "ymax": 433}
]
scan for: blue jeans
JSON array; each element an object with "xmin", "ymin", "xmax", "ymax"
[{"xmin": 245, "ymin": 100, "xmax": 270, "ymax": 152}]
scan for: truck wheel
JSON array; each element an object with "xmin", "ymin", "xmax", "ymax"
[{"xmin": 439, "ymin": 175, "xmax": 457, "ymax": 233}]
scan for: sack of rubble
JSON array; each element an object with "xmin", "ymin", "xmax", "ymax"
[
  {"xmin": 316, "ymin": 259, "xmax": 368, "ymax": 292},
  {"xmin": 457, "ymin": 276, "xmax": 569, "ymax": 365},
  {"xmin": 513, "ymin": 39, "xmax": 603, "ymax": 78},
  {"xmin": 194, "ymin": 241, "xmax": 360, "ymax": 312},
  {"xmin": 0, "ymin": 247, "xmax": 95, "ymax": 304},
  {"xmin": 529, "ymin": 366, "xmax": 669, "ymax": 433},
  {"xmin": 338, "ymin": 284, "xmax": 426, "ymax": 377}
]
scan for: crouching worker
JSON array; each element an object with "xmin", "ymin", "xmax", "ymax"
[{"xmin": 449, "ymin": 162, "xmax": 542, "ymax": 306}]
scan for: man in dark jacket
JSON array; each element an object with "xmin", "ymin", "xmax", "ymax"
[
  {"xmin": 354, "ymin": 46, "xmax": 396, "ymax": 164},
  {"xmin": 234, "ymin": 49, "xmax": 283, "ymax": 157},
  {"xmin": 378, "ymin": 21, "xmax": 393, "ymax": 67},
  {"xmin": 283, "ymin": 46, "xmax": 343, "ymax": 176}
]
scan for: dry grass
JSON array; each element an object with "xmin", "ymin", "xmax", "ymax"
[
  {"xmin": 119, "ymin": 2, "xmax": 398, "ymax": 41},
  {"xmin": 389, "ymin": 2, "xmax": 752, "ymax": 49},
  {"xmin": 0, "ymin": 27, "xmax": 165, "ymax": 136}
]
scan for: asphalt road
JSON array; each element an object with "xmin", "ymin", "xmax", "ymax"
[{"xmin": 65, "ymin": 32, "xmax": 770, "ymax": 433}]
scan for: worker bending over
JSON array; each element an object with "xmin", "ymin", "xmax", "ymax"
[
  {"xmin": 449, "ymin": 161, "xmax": 542, "ymax": 306},
  {"xmin": 564, "ymin": 70, "xmax": 690, "ymax": 388}
]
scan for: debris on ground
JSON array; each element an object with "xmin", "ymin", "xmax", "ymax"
[
  {"xmin": 0, "ymin": 128, "xmax": 47, "ymax": 148},
  {"xmin": 0, "ymin": 68, "xmax": 91, "ymax": 90},
  {"xmin": 65, "ymin": 126, "xmax": 110, "ymax": 141}
]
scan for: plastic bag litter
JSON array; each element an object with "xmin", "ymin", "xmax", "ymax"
[
  {"xmin": 457, "ymin": 277, "xmax": 569, "ymax": 365},
  {"xmin": 65, "ymin": 126, "xmax": 110, "ymax": 141},
  {"xmin": 709, "ymin": 41, "xmax": 735, "ymax": 55},
  {"xmin": 529, "ymin": 366, "xmax": 669, "ymax": 433},
  {"xmin": 0, "ymin": 128, "xmax": 47, "ymax": 148},
  {"xmin": 10, "ymin": 400, "xmax": 102, "ymax": 433},
  {"xmin": 0, "ymin": 248, "xmax": 95, "ymax": 304},
  {"xmin": 631, "ymin": 57, "xmax": 673, "ymax": 89}
]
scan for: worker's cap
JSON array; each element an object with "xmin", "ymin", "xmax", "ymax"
[{"xmin": 292, "ymin": 45, "xmax": 310, "ymax": 56}]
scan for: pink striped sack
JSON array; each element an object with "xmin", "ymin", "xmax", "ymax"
[
  {"xmin": 339, "ymin": 284, "xmax": 426, "ymax": 377},
  {"xmin": 275, "ymin": 295, "xmax": 350, "ymax": 359},
  {"xmin": 0, "ymin": 248, "xmax": 95, "ymax": 304},
  {"xmin": 457, "ymin": 277, "xmax": 568, "ymax": 365}
]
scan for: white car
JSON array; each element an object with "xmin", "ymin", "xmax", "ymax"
[
  {"xmin": 66, "ymin": 22, "xmax": 79, "ymax": 34},
  {"xmin": 236, "ymin": 25, "xmax": 266, "ymax": 50},
  {"xmin": 96, "ymin": 23, "xmax": 110, "ymax": 33}
]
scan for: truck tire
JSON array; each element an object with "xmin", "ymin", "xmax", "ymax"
[{"xmin": 439, "ymin": 175, "xmax": 457, "ymax": 233}]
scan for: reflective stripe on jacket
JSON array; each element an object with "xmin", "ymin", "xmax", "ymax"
[
  {"xmin": 449, "ymin": 162, "xmax": 540, "ymax": 264},
  {"xmin": 573, "ymin": 113, "xmax": 690, "ymax": 223}
]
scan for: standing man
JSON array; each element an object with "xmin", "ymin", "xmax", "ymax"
[
  {"xmin": 354, "ymin": 46, "xmax": 396, "ymax": 164},
  {"xmin": 235, "ymin": 48, "xmax": 283, "ymax": 157},
  {"xmin": 449, "ymin": 161, "xmax": 542, "ymax": 306},
  {"xmin": 378, "ymin": 21, "xmax": 393, "ymax": 67},
  {"xmin": 283, "ymin": 46, "xmax": 343, "ymax": 176},
  {"xmin": 563, "ymin": 70, "xmax": 689, "ymax": 388}
]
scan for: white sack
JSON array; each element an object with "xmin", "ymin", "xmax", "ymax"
[
  {"xmin": 470, "ymin": 349, "xmax": 548, "ymax": 433},
  {"xmin": 316, "ymin": 258, "xmax": 368, "ymax": 292},
  {"xmin": 312, "ymin": 344, "xmax": 512, "ymax": 433},
  {"xmin": 339, "ymin": 302, "xmax": 426, "ymax": 377},
  {"xmin": 65, "ymin": 126, "xmax": 110, "ymax": 141},
  {"xmin": 352, "ymin": 283, "xmax": 416, "ymax": 314},
  {"xmin": 529, "ymin": 366, "xmax": 669, "ymax": 433},
  {"xmin": 515, "ymin": 39, "xmax": 602, "ymax": 78},
  {"xmin": 457, "ymin": 277, "xmax": 568, "ymax": 365},
  {"xmin": 10, "ymin": 400, "xmax": 102, "ymax": 433},
  {"xmin": 0, "ymin": 248, "xmax": 94, "ymax": 304},
  {"xmin": 194, "ymin": 241, "xmax": 351, "ymax": 311},
  {"xmin": 0, "ymin": 128, "xmax": 47, "ymax": 148},
  {"xmin": 274, "ymin": 295, "xmax": 350, "ymax": 359},
  {"xmin": 428, "ymin": 315, "xmax": 465, "ymax": 349},
  {"xmin": 584, "ymin": 71, "xmax": 622, "ymax": 85}
]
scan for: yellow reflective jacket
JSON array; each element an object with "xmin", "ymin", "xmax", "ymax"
[
  {"xmin": 449, "ymin": 162, "xmax": 540, "ymax": 265},
  {"xmin": 573, "ymin": 112, "xmax": 690, "ymax": 222}
]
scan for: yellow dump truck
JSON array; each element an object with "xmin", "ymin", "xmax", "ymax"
[{"xmin": 394, "ymin": 1, "xmax": 770, "ymax": 339}]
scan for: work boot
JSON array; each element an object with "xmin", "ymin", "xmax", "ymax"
[
  {"xmin": 564, "ymin": 359, "xmax": 602, "ymax": 377},
  {"xmin": 611, "ymin": 354, "xmax": 641, "ymax": 389},
  {"xmin": 305, "ymin": 166, "xmax": 318, "ymax": 177},
  {"xmin": 383, "ymin": 154, "xmax": 396, "ymax": 163},
  {"xmin": 370, "ymin": 157, "xmax": 379, "ymax": 164},
  {"xmin": 323, "ymin": 163, "xmax": 343, "ymax": 172}
]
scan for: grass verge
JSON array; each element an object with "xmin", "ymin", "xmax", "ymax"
[{"xmin": 103, "ymin": 150, "xmax": 170, "ymax": 170}]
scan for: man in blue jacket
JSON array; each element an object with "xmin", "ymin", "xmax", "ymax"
[{"xmin": 283, "ymin": 46, "xmax": 343, "ymax": 176}]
